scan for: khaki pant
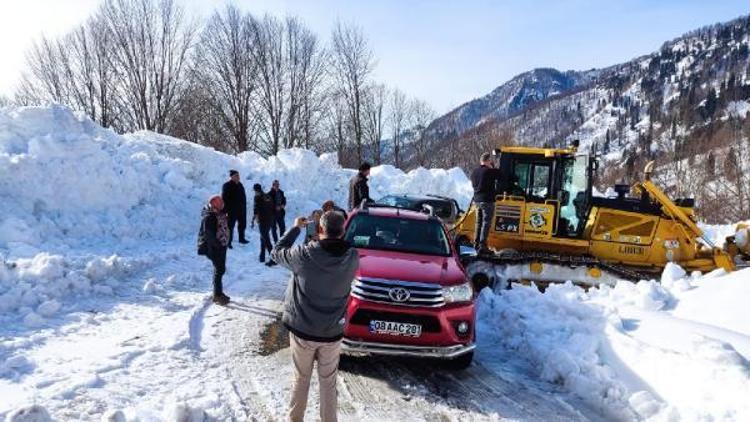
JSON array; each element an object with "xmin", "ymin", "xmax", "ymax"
[{"xmin": 288, "ymin": 333, "xmax": 342, "ymax": 422}]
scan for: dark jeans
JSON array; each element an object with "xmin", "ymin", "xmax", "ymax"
[
  {"xmin": 227, "ymin": 211, "xmax": 247, "ymax": 246},
  {"xmin": 259, "ymin": 222, "xmax": 273, "ymax": 261},
  {"xmin": 271, "ymin": 210, "xmax": 286, "ymax": 242},
  {"xmin": 474, "ymin": 201, "xmax": 495, "ymax": 249},
  {"xmin": 210, "ymin": 248, "xmax": 227, "ymax": 296}
]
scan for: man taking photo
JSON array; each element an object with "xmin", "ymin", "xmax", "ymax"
[{"xmin": 271, "ymin": 212, "xmax": 359, "ymax": 422}]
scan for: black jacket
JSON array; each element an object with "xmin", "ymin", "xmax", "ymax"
[
  {"xmin": 254, "ymin": 192, "xmax": 275, "ymax": 225},
  {"xmin": 471, "ymin": 165, "xmax": 501, "ymax": 203},
  {"xmin": 222, "ymin": 181, "xmax": 246, "ymax": 215},
  {"xmin": 348, "ymin": 172, "xmax": 371, "ymax": 210},
  {"xmin": 270, "ymin": 188, "xmax": 286, "ymax": 213},
  {"xmin": 272, "ymin": 227, "xmax": 359, "ymax": 342},
  {"xmin": 197, "ymin": 206, "xmax": 225, "ymax": 259}
]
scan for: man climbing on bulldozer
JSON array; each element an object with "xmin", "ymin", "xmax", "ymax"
[{"xmin": 470, "ymin": 152, "xmax": 501, "ymax": 254}]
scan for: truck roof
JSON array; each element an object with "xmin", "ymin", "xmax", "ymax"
[{"xmin": 350, "ymin": 206, "xmax": 431, "ymax": 221}]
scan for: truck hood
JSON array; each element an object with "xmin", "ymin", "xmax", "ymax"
[{"xmin": 355, "ymin": 248, "xmax": 466, "ymax": 286}]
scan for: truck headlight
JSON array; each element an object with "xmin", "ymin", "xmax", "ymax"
[{"xmin": 443, "ymin": 281, "xmax": 473, "ymax": 303}]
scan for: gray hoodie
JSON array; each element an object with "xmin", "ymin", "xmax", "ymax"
[{"xmin": 272, "ymin": 227, "xmax": 359, "ymax": 342}]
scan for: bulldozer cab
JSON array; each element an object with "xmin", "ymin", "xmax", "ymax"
[{"xmin": 494, "ymin": 147, "xmax": 592, "ymax": 240}]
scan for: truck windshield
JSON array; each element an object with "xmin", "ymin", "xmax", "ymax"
[{"xmin": 344, "ymin": 214, "xmax": 451, "ymax": 256}]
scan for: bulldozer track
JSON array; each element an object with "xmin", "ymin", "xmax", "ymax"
[{"xmin": 462, "ymin": 250, "xmax": 658, "ymax": 283}]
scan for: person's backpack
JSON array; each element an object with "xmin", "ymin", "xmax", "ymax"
[{"xmin": 197, "ymin": 215, "xmax": 210, "ymax": 256}]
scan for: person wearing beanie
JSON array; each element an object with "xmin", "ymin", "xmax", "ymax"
[
  {"xmin": 348, "ymin": 162, "xmax": 372, "ymax": 211},
  {"xmin": 221, "ymin": 169, "xmax": 248, "ymax": 248},
  {"xmin": 251, "ymin": 183, "xmax": 276, "ymax": 266},
  {"xmin": 197, "ymin": 195, "xmax": 231, "ymax": 305}
]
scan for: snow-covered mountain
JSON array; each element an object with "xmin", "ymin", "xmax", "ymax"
[
  {"xmin": 429, "ymin": 68, "xmax": 597, "ymax": 141},
  {"xmin": 426, "ymin": 14, "xmax": 750, "ymax": 222}
]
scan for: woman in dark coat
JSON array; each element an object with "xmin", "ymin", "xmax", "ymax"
[{"xmin": 198, "ymin": 195, "xmax": 231, "ymax": 305}]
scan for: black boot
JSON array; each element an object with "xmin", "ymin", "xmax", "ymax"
[
  {"xmin": 212, "ymin": 294, "xmax": 230, "ymax": 305},
  {"xmin": 239, "ymin": 239, "xmax": 249, "ymax": 244},
  {"xmin": 265, "ymin": 260, "xmax": 277, "ymax": 267}
]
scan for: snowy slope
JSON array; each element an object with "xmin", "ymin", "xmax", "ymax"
[{"xmin": 2, "ymin": 105, "xmax": 749, "ymax": 421}]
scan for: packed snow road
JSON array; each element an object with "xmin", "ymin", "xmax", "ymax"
[{"xmin": 207, "ymin": 250, "xmax": 597, "ymax": 421}]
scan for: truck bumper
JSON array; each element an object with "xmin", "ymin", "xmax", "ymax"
[{"xmin": 342, "ymin": 338, "xmax": 475, "ymax": 359}]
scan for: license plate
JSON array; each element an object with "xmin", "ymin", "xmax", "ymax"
[{"xmin": 369, "ymin": 320, "xmax": 422, "ymax": 337}]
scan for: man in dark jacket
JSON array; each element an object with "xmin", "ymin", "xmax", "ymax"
[
  {"xmin": 321, "ymin": 200, "xmax": 347, "ymax": 219},
  {"xmin": 221, "ymin": 170, "xmax": 248, "ymax": 248},
  {"xmin": 348, "ymin": 162, "xmax": 372, "ymax": 210},
  {"xmin": 251, "ymin": 183, "xmax": 276, "ymax": 265},
  {"xmin": 197, "ymin": 195, "xmax": 231, "ymax": 305},
  {"xmin": 271, "ymin": 211, "xmax": 359, "ymax": 422},
  {"xmin": 471, "ymin": 152, "xmax": 501, "ymax": 253},
  {"xmin": 269, "ymin": 179, "xmax": 287, "ymax": 242}
]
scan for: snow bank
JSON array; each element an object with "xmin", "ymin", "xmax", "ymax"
[
  {"xmin": 0, "ymin": 105, "xmax": 471, "ymax": 320},
  {"xmin": 477, "ymin": 266, "xmax": 750, "ymax": 420},
  {"xmin": 476, "ymin": 284, "xmax": 634, "ymax": 419},
  {"xmin": 0, "ymin": 252, "xmax": 157, "ymax": 325},
  {"xmin": 0, "ymin": 105, "xmax": 472, "ymax": 255}
]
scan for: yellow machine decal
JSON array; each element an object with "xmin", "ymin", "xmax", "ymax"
[
  {"xmin": 524, "ymin": 204, "xmax": 555, "ymax": 237},
  {"xmin": 494, "ymin": 203, "xmax": 522, "ymax": 234}
]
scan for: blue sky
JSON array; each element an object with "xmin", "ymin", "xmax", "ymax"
[{"xmin": 2, "ymin": 1, "xmax": 749, "ymax": 113}]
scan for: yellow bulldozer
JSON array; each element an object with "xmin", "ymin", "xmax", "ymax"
[{"xmin": 452, "ymin": 144, "xmax": 750, "ymax": 287}]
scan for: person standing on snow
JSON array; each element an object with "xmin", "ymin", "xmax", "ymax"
[
  {"xmin": 271, "ymin": 211, "xmax": 359, "ymax": 422},
  {"xmin": 251, "ymin": 183, "xmax": 276, "ymax": 266},
  {"xmin": 471, "ymin": 152, "xmax": 501, "ymax": 254},
  {"xmin": 197, "ymin": 195, "xmax": 231, "ymax": 305},
  {"xmin": 221, "ymin": 170, "xmax": 248, "ymax": 249},
  {"xmin": 348, "ymin": 162, "xmax": 372, "ymax": 210},
  {"xmin": 269, "ymin": 179, "xmax": 287, "ymax": 243}
]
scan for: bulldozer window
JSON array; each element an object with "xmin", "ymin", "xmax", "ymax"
[
  {"xmin": 530, "ymin": 164, "xmax": 551, "ymax": 199},
  {"xmin": 511, "ymin": 161, "xmax": 551, "ymax": 200},
  {"xmin": 512, "ymin": 162, "xmax": 530, "ymax": 196},
  {"xmin": 558, "ymin": 155, "xmax": 589, "ymax": 237}
]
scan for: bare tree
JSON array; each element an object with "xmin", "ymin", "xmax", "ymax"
[
  {"xmin": 249, "ymin": 14, "xmax": 285, "ymax": 154},
  {"xmin": 388, "ymin": 87, "xmax": 408, "ymax": 168},
  {"xmin": 188, "ymin": 5, "xmax": 256, "ymax": 153},
  {"xmin": 100, "ymin": 0, "xmax": 196, "ymax": 132},
  {"xmin": 324, "ymin": 94, "xmax": 352, "ymax": 166},
  {"xmin": 329, "ymin": 21, "xmax": 374, "ymax": 164},
  {"xmin": 0, "ymin": 95, "xmax": 10, "ymax": 107},
  {"xmin": 16, "ymin": 36, "xmax": 67, "ymax": 106},
  {"xmin": 363, "ymin": 83, "xmax": 386, "ymax": 164},
  {"xmin": 283, "ymin": 16, "xmax": 326, "ymax": 150},
  {"xmin": 16, "ymin": 17, "xmax": 117, "ymax": 128},
  {"xmin": 719, "ymin": 116, "xmax": 750, "ymax": 220},
  {"xmin": 410, "ymin": 98, "xmax": 436, "ymax": 167}
]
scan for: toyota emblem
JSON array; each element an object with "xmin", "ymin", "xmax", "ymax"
[{"xmin": 388, "ymin": 287, "xmax": 411, "ymax": 302}]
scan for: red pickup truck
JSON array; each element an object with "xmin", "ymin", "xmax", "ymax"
[{"xmin": 341, "ymin": 206, "xmax": 476, "ymax": 369}]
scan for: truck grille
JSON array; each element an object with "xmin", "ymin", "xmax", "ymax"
[{"xmin": 351, "ymin": 278, "xmax": 445, "ymax": 307}]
